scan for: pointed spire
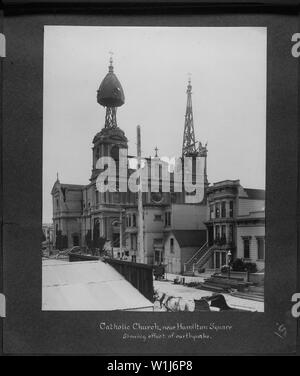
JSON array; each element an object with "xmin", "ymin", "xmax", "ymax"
[
  {"xmin": 187, "ymin": 72, "xmax": 192, "ymax": 91},
  {"xmin": 109, "ymin": 51, "xmax": 114, "ymax": 73},
  {"xmin": 56, "ymin": 172, "xmax": 60, "ymax": 182},
  {"xmin": 182, "ymin": 75, "xmax": 196, "ymax": 156}
]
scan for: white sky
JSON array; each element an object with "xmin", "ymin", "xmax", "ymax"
[{"xmin": 43, "ymin": 26, "xmax": 266, "ymax": 223}]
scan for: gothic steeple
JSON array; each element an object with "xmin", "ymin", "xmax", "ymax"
[
  {"xmin": 181, "ymin": 76, "xmax": 209, "ymax": 200},
  {"xmin": 182, "ymin": 77, "xmax": 197, "ymax": 156}
]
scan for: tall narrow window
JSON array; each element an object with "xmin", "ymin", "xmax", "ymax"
[
  {"xmin": 210, "ymin": 205, "xmax": 214, "ymax": 219},
  {"xmin": 215, "ymin": 225, "xmax": 220, "ymax": 241},
  {"xmin": 170, "ymin": 238, "xmax": 174, "ymax": 253},
  {"xmin": 155, "ymin": 250, "xmax": 161, "ymax": 264},
  {"xmin": 221, "ymin": 225, "xmax": 226, "ymax": 244},
  {"xmin": 229, "ymin": 201, "xmax": 234, "ymax": 217},
  {"xmin": 95, "ymin": 147, "xmax": 100, "ymax": 161},
  {"xmin": 215, "ymin": 203, "xmax": 220, "ymax": 218},
  {"xmin": 228, "ymin": 225, "xmax": 233, "ymax": 243},
  {"xmin": 165, "ymin": 212, "xmax": 171, "ymax": 226},
  {"xmin": 130, "ymin": 233, "xmax": 137, "ymax": 250},
  {"xmin": 257, "ymin": 237, "xmax": 265, "ymax": 260},
  {"xmin": 132, "ymin": 213, "xmax": 136, "ymax": 227},
  {"xmin": 221, "ymin": 252, "xmax": 226, "ymax": 266},
  {"xmin": 221, "ymin": 201, "xmax": 226, "ymax": 218},
  {"xmin": 215, "ymin": 252, "xmax": 220, "ymax": 269},
  {"xmin": 243, "ymin": 237, "xmax": 250, "ymax": 259}
]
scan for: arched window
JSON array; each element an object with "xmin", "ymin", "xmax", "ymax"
[{"xmin": 170, "ymin": 238, "xmax": 174, "ymax": 253}]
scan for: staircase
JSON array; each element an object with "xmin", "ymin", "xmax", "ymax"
[
  {"xmin": 200, "ymin": 274, "xmax": 252, "ymax": 293},
  {"xmin": 109, "ymin": 232, "xmax": 130, "ymax": 258},
  {"xmin": 231, "ymin": 286, "xmax": 264, "ymax": 302},
  {"xmin": 184, "ymin": 242, "xmax": 215, "ymax": 275}
]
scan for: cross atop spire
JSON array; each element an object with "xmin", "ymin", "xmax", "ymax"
[
  {"xmin": 154, "ymin": 146, "xmax": 159, "ymax": 157},
  {"xmin": 182, "ymin": 76, "xmax": 197, "ymax": 156}
]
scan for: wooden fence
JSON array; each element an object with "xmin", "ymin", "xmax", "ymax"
[{"xmin": 106, "ymin": 259, "xmax": 154, "ymax": 302}]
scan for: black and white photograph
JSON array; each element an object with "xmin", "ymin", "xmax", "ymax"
[
  {"xmin": 42, "ymin": 26, "xmax": 266, "ymax": 313},
  {"xmin": 2, "ymin": 1, "xmax": 300, "ymax": 356}
]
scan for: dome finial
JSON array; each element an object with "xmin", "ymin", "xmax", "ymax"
[
  {"xmin": 97, "ymin": 54, "xmax": 125, "ymax": 128},
  {"xmin": 109, "ymin": 51, "xmax": 114, "ymax": 73}
]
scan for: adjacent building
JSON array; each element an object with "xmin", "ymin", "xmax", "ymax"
[
  {"xmin": 204, "ymin": 180, "xmax": 265, "ymax": 271},
  {"xmin": 42, "ymin": 223, "xmax": 54, "ymax": 248},
  {"xmin": 164, "ymin": 229, "xmax": 207, "ymax": 274}
]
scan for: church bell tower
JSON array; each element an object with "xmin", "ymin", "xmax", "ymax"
[{"xmin": 91, "ymin": 56, "xmax": 128, "ymax": 181}]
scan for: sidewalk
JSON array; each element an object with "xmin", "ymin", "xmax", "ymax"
[{"xmin": 164, "ymin": 272, "xmax": 213, "ymax": 284}]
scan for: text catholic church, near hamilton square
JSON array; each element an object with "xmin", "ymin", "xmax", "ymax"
[{"xmin": 51, "ymin": 57, "xmax": 265, "ymax": 274}]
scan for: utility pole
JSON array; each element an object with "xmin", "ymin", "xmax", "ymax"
[
  {"xmin": 48, "ymin": 227, "xmax": 50, "ymax": 256},
  {"xmin": 137, "ymin": 125, "xmax": 144, "ymax": 263},
  {"xmin": 119, "ymin": 209, "xmax": 123, "ymax": 257}
]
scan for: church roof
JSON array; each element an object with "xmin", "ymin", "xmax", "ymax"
[
  {"xmin": 51, "ymin": 180, "xmax": 85, "ymax": 195},
  {"xmin": 60, "ymin": 183, "xmax": 85, "ymax": 190}
]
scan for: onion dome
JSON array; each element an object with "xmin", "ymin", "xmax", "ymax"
[{"xmin": 97, "ymin": 57, "xmax": 125, "ymax": 108}]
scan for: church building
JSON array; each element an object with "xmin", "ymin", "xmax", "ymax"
[
  {"xmin": 51, "ymin": 57, "xmax": 265, "ymax": 272},
  {"xmin": 51, "ymin": 57, "xmax": 208, "ymax": 265}
]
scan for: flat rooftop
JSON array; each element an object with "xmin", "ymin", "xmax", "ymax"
[{"xmin": 42, "ymin": 259, "xmax": 153, "ymax": 311}]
